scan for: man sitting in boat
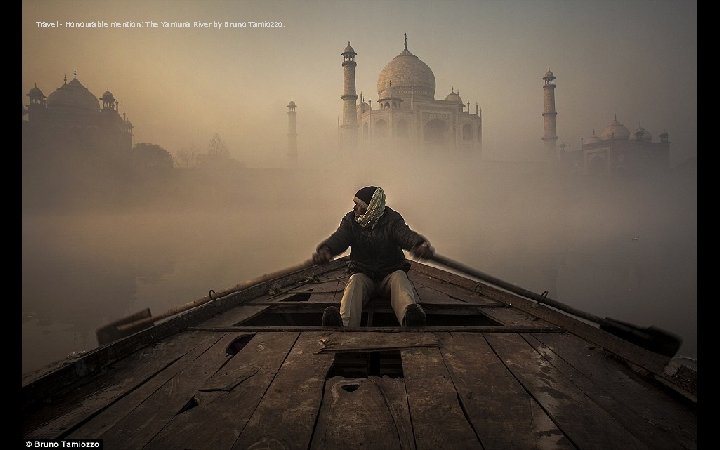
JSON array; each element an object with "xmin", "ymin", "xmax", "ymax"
[{"xmin": 312, "ymin": 186, "xmax": 434, "ymax": 327}]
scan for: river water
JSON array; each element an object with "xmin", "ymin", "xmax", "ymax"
[{"xmin": 21, "ymin": 164, "xmax": 697, "ymax": 376}]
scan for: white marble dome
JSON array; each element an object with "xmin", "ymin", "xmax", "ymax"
[
  {"xmin": 600, "ymin": 117, "xmax": 630, "ymax": 140},
  {"xmin": 444, "ymin": 89, "xmax": 462, "ymax": 104},
  {"xmin": 584, "ymin": 130, "xmax": 602, "ymax": 145},
  {"xmin": 377, "ymin": 48, "xmax": 435, "ymax": 102}
]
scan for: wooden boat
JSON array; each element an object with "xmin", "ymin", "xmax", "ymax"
[{"xmin": 22, "ymin": 257, "xmax": 697, "ymax": 449}]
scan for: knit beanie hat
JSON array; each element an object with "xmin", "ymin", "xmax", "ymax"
[
  {"xmin": 354, "ymin": 186, "xmax": 377, "ymax": 206},
  {"xmin": 354, "ymin": 186, "xmax": 386, "ymax": 228}
]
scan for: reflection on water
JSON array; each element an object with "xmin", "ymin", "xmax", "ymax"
[
  {"xmin": 21, "ymin": 166, "xmax": 697, "ymax": 375},
  {"xmin": 21, "ymin": 208, "xmax": 332, "ymax": 375}
]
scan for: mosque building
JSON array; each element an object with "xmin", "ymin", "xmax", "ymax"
[
  {"xmin": 578, "ymin": 116, "xmax": 670, "ymax": 176},
  {"xmin": 22, "ymin": 73, "xmax": 134, "ymax": 163},
  {"xmin": 541, "ymin": 71, "xmax": 670, "ymax": 176},
  {"xmin": 340, "ymin": 35, "xmax": 482, "ymax": 155}
]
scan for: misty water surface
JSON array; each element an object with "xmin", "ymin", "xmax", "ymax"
[{"xmin": 21, "ymin": 160, "xmax": 697, "ymax": 375}]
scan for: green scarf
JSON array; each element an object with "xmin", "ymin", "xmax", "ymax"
[{"xmin": 355, "ymin": 187, "xmax": 386, "ymax": 228}]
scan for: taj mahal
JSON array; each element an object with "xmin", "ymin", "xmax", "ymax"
[
  {"xmin": 22, "ymin": 35, "xmax": 670, "ymax": 178},
  {"xmin": 338, "ymin": 35, "xmax": 483, "ymax": 155}
]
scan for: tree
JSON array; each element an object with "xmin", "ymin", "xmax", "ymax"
[
  {"xmin": 207, "ymin": 133, "xmax": 230, "ymax": 160},
  {"xmin": 174, "ymin": 144, "xmax": 199, "ymax": 168},
  {"xmin": 132, "ymin": 143, "xmax": 174, "ymax": 170}
]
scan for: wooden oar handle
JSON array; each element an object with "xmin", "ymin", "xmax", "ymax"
[
  {"xmin": 428, "ymin": 253, "xmax": 681, "ymax": 355},
  {"xmin": 428, "ymin": 253, "xmax": 603, "ymax": 324}
]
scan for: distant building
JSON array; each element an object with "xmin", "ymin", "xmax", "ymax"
[
  {"xmin": 287, "ymin": 100, "xmax": 298, "ymax": 164},
  {"xmin": 340, "ymin": 35, "xmax": 482, "ymax": 155},
  {"xmin": 579, "ymin": 116, "xmax": 670, "ymax": 176},
  {"xmin": 541, "ymin": 69, "xmax": 558, "ymax": 161},
  {"xmin": 539, "ymin": 72, "xmax": 670, "ymax": 176},
  {"xmin": 22, "ymin": 74, "xmax": 134, "ymax": 165}
]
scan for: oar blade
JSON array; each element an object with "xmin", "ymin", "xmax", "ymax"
[
  {"xmin": 599, "ymin": 317, "xmax": 683, "ymax": 357},
  {"xmin": 96, "ymin": 308, "xmax": 152, "ymax": 346}
]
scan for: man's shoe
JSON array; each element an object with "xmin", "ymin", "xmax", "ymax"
[
  {"xmin": 402, "ymin": 303, "xmax": 426, "ymax": 327},
  {"xmin": 322, "ymin": 306, "xmax": 343, "ymax": 327}
]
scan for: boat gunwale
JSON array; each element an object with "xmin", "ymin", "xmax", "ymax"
[
  {"xmin": 22, "ymin": 256, "xmax": 695, "ymax": 411},
  {"xmin": 21, "ymin": 258, "xmax": 349, "ymax": 411}
]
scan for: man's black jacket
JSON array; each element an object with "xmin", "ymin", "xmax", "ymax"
[{"xmin": 317, "ymin": 207, "xmax": 427, "ymax": 281}]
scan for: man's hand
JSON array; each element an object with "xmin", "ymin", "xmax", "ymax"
[
  {"xmin": 411, "ymin": 241, "xmax": 434, "ymax": 259},
  {"xmin": 312, "ymin": 247, "xmax": 333, "ymax": 265}
]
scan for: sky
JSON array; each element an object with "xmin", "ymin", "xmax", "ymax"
[{"xmin": 22, "ymin": 0, "xmax": 697, "ymax": 167}]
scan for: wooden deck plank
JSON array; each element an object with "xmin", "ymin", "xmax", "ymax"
[
  {"xmin": 25, "ymin": 331, "xmax": 220, "ymax": 439},
  {"xmin": 526, "ymin": 333, "xmax": 696, "ymax": 450},
  {"xmin": 480, "ymin": 306, "xmax": 558, "ymax": 328},
  {"xmin": 66, "ymin": 332, "xmax": 233, "ymax": 439},
  {"xmin": 312, "ymin": 271, "xmax": 350, "ymax": 282},
  {"xmin": 248, "ymin": 293, "xmax": 340, "ymax": 305},
  {"xmin": 401, "ymin": 345, "xmax": 481, "ymax": 450},
  {"xmin": 287, "ymin": 279, "xmax": 346, "ymax": 294},
  {"xmin": 190, "ymin": 325, "xmax": 562, "ymax": 333},
  {"xmin": 484, "ymin": 333, "xmax": 651, "ymax": 450},
  {"xmin": 317, "ymin": 331, "xmax": 439, "ymax": 353},
  {"xmin": 274, "ymin": 291, "xmax": 341, "ymax": 304},
  {"xmin": 195, "ymin": 304, "xmax": 269, "ymax": 327},
  {"xmin": 144, "ymin": 332, "xmax": 300, "ymax": 450},
  {"xmin": 230, "ymin": 332, "xmax": 336, "ymax": 450},
  {"xmin": 437, "ymin": 332, "xmax": 574, "ymax": 450},
  {"xmin": 372, "ymin": 376, "xmax": 417, "ymax": 450},
  {"xmin": 310, "ymin": 376, "xmax": 404, "ymax": 450},
  {"xmin": 415, "ymin": 285, "xmax": 473, "ymax": 305},
  {"xmin": 244, "ymin": 271, "xmax": 348, "ymax": 304},
  {"xmin": 97, "ymin": 332, "xmax": 251, "ymax": 449},
  {"xmin": 408, "ymin": 270, "xmax": 501, "ymax": 306},
  {"xmin": 412, "ymin": 261, "xmax": 672, "ymax": 375}
]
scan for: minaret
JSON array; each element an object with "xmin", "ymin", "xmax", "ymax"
[
  {"xmin": 287, "ymin": 100, "xmax": 298, "ymax": 163},
  {"xmin": 100, "ymin": 91, "xmax": 117, "ymax": 111},
  {"xmin": 26, "ymin": 83, "xmax": 47, "ymax": 121},
  {"xmin": 542, "ymin": 69, "xmax": 558, "ymax": 159},
  {"xmin": 340, "ymin": 41, "xmax": 358, "ymax": 149}
]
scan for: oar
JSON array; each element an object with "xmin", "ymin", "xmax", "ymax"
[
  {"xmin": 96, "ymin": 259, "xmax": 316, "ymax": 345},
  {"xmin": 428, "ymin": 253, "xmax": 683, "ymax": 357}
]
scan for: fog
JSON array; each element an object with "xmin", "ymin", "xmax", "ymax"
[
  {"xmin": 22, "ymin": 0, "xmax": 696, "ymax": 375},
  {"xmin": 22, "ymin": 144, "xmax": 696, "ymax": 375},
  {"xmin": 22, "ymin": 0, "xmax": 697, "ymax": 166}
]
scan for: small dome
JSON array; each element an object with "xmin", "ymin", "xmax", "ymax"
[
  {"xmin": 584, "ymin": 130, "xmax": 601, "ymax": 145},
  {"xmin": 287, "ymin": 100, "xmax": 296, "ymax": 108},
  {"xmin": 46, "ymin": 77, "xmax": 100, "ymax": 112},
  {"xmin": 28, "ymin": 84, "xmax": 45, "ymax": 99},
  {"xmin": 444, "ymin": 88, "xmax": 462, "ymax": 104},
  {"xmin": 543, "ymin": 69, "xmax": 556, "ymax": 80},
  {"xmin": 630, "ymin": 126, "xmax": 652, "ymax": 142},
  {"xmin": 101, "ymin": 90, "xmax": 115, "ymax": 101},
  {"xmin": 342, "ymin": 41, "xmax": 356, "ymax": 55},
  {"xmin": 600, "ymin": 116, "xmax": 630, "ymax": 140}
]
